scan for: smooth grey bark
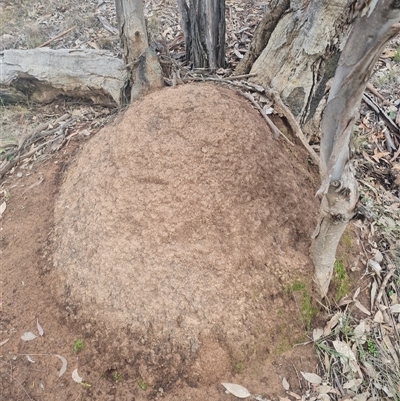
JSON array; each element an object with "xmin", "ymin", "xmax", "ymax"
[
  {"xmin": 114, "ymin": 0, "xmax": 163, "ymax": 102},
  {"xmin": 177, "ymin": 0, "xmax": 226, "ymax": 70},
  {"xmin": 311, "ymin": 0, "xmax": 400, "ymax": 297}
]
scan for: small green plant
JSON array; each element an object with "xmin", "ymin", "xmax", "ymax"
[
  {"xmin": 291, "ymin": 281, "xmax": 306, "ymax": 292},
  {"xmin": 113, "ymin": 371, "xmax": 122, "ymax": 381},
  {"xmin": 235, "ymin": 362, "xmax": 244, "ymax": 374},
  {"xmin": 366, "ymin": 338, "xmax": 378, "ymax": 357},
  {"xmin": 394, "ymin": 46, "xmax": 400, "ymax": 63},
  {"xmin": 73, "ymin": 339, "xmax": 84, "ymax": 353},
  {"xmin": 334, "ymin": 260, "xmax": 351, "ymax": 301},
  {"xmin": 287, "ymin": 281, "xmax": 318, "ymax": 331},
  {"xmin": 138, "ymin": 378, "xmax": 147, "ymax": 390}
]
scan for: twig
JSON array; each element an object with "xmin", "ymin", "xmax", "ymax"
[
  {"xmin": 22, "ymin": 177, "xmax": 44, "ymax": 196},
  {"xmin": 0, "ymin": 132, "xmax": 68, "ymax": 177},
  {"xmin": 178, "ymin": 76, "xmax": 320, "ymax": 163},
  {"xmin": 292, "ymin": 364, "xmax": 303, "ymax": 390},
  {"xmin": 264, "ymin": 88, "xmax": 320, "ymax": 165},
  {"xmin": 362, "ymin": 93, "xmax": 400, "ymax": 137},
  {"xmin": 332, "ymin": 367, "xmax": 345, "ymax": 397},
  {"xmin": 38, "ymin": 26, "xmax": 76, "ymax": 48},
  {"xmin": 181, "ymin": 75, "xmax": 264, "ymax": 93},
  {"xmin": 374, "ymin": 267, "xmax": 396, "ymax": 308},
  {"xmin": 2, "ymin": 371, "xmax": 34, "ymax": 401},
  {"xmin": 226, "ymin": 73, "xmax": 257, "ymax": 80},
  {"xmin": 366, "ymin": 82, "xmax": 386, "ymax": 102},
  {"xmin": 390, "ymin": 144, "xmax": 400, "ymax": 162},
  {"xmin": 384, "ymin": 128, "xmax": 396, "ymax": 151},
  {"xmin": 238, "ymin": 91, "xmax": 294, "ymax": 145},
  {"xmin": 97, "ymin": 16, "xmax": 119, "ymax": 35}
]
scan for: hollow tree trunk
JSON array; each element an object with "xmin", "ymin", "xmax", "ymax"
[
  {"xmin": 312, "ymin": 0, "xmax": 400, "ymax": 297},
  {"xmin": 247, "ymin": 0, "xmax": 354, "ymax": 132},
  {"xmin": 177, "ymin": 0, "xmax": 226, "ymax": 70},
  {"xmin": 115, "ymin": 0, "xmax": 163, "ymax": 102}
]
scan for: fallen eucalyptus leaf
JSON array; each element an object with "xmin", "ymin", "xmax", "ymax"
[
  {"xmin": 72, "ymin": 368, "xmax": 83, "ymax": 383},
  {"xmin": 0, "ymin": 201, "xmax": 6, "ymax": 216},
  {"xmin": 373, "ymin": 249, "xmax": 383, "ymax": 262},
  {"xmin": 255, "ymin": 396, "xmax": 270, "ymax": 401},
  {"xmin": 371, "ymin": 280, "xmax": 378, "ymax": 311},
  {"xmin": 221, "ymin": 383, "xmax": 251, "ymax": 398},
  {"xmin": 353, "ymin": 320, "xmax": 366, "ymax": 340},
  {"xmin": 312, "ymin": 328, "xmax": 323, "ymax": 341},
  {"xmin": 354, "ymin": 300, "xmax": 371, "ymax": 315},
  {"xmin": 374, "ymin": 309, "xmax": 384, "ymax": 323},
  {"xmin": 343, "ymin": 378, "xmax": 362, "ymax": 390},
  {"xmin": 55, "ymin": 354, "xmax": 68, "ymax": 378},
  {"xmin": 382, "ymin": 335, "xmax": 399, "ymax": 365},
  {"xmin": 282, "ymin": 377, "xmax": 290, "ymax": 391},
  {"xmin": 37, "ymin": 318, "xmax": 44, "ymax": 336},
  {"xmin": 362, "ymin": 361, "xmax": 379, "ymax": 380},
  {"xmin": 333, "ymin": 340, "xmax": 361, "ymax": 375},
  {"xmin": 333, "ymin": 340, "xmax": 357, "ymax": 362},
  {"xmin": 390, "ymin": 304, "xmax": 400, "ymax": 313},
  {"xmin": 0, "ymin": 338, "xmax": 10, "ymax": 347},
  {"xmin": 26, "ymin": 355, "xmax": 35, "ymax": 363},
  {"xmin": 300, "ymin": 371, "xmax": 322, "ymax": 385},
  {"xmin": 323, "ymin": 313, "xmax": 340, "ymax": 336},
  {"xmin": 368, "ymin": 260, "xmax": 382, "ymax": 274},
  {"xmin": 317, "ymin": 385, "xmax": 339, "ymax": 395},
  {"xmin": 21, "ymin": 332, "xmax": 37, "ymax": 341}
]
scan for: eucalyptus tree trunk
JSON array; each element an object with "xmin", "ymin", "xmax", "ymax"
[
  {"xmin": 243, "ymin": 0, "xmax": 400, "ymax": 296},
  {"xmin": 245, "ymin": 0, "xmax": 354, "ymax": 133},
  {"xmin": 311, "ymin": 0, "xmax": 400, "ymax": 297},
  {"xmin": 115, "ymin": 0, "xmax": 163, "ymax": 102},
  {"xmin": 177, "ymin": 0, "xmax": 226, "ymax": 70}
]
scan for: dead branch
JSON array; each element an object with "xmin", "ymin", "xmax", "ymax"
[
  {"xmin": 0, "ymin": 117, "xmax": 76, "ymax": 178},
  {"xmin": 0, "ymin": 49, "xmax": 126, "ymax": 105},
  {"xmin": 362, "ymin": 93, "xmax": 400, "ymax": 138},
  {"xmin": 237, "ymin": 91, "xmax": 294, "ymax": 145},
  {"xmin": 38, "ymin": 26, "xmax": 76, "ymax": 48},
  {"xmin": 264, "ymin": 88, "xmax": 320, "ymax": 165}
]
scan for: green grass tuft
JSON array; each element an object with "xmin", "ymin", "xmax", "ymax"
[
  {"xmin": 334, "ymin": 260, "xmax": 351, "ymax": 301},
  {"xmin": 73, "ymin": 339, "xmax": 84, "ymax": 353}
]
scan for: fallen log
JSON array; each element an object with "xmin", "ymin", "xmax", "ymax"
[{"xmin": 0, "ymin": 48, "xmax": 127, "ymax": 106}]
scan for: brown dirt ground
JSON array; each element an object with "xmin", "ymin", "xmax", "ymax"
[{"xmin": 1, "ymin": 83, "xmax": 361, "ymax": 401}]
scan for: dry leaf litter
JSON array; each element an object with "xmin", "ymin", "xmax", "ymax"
[{"xmin": 1, "ymin": 0, "xmax": 400, "ymax": 400}]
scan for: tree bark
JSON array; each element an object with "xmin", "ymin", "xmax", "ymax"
[
  {"xmin": 115, "ymin": 0, "xmax": 163, "ymax": 102},
  {"xmin": 248, "ymin": 0, "xmax": 354, "ymax": 132},
  {"xmin": 0, "ymin": 49, "xmax": 126, "ymax": 105},
  {"xmin": 234, "ymin": 0, "xmax": 290, "ymax": 76},
  {"xmin": 177, "ymin": 0, "xmax": 226, "ymax": 70},
  {"xmin": 311, "ymin": 0, "xmax": 400, "ymax": 297}
]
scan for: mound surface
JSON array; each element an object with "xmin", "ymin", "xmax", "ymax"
[{"xmin": 54, "ymin": 83, "xmax": 319, "ymax": 386}]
